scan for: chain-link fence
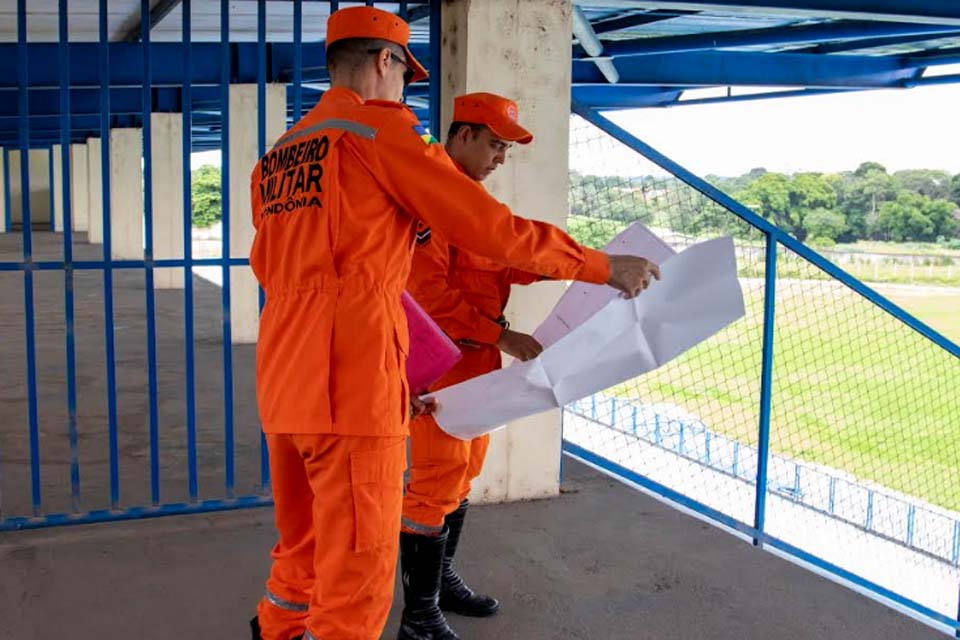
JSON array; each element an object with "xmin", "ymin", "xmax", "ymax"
[{"xmin": 563, "ymin": 110, "xmax": 960, "ymax": 632}]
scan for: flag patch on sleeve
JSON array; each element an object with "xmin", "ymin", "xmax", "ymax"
[{"xmin": 413, "ymin": 124, "xmax": 439, "ymax": 145}]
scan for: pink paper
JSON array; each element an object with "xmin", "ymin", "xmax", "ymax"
[{"xmin": 402, "ymin": 291, "xmax": 462, "ymax": 394}]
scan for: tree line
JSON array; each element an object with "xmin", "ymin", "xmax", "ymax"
[{"xmin": 571, "ymin": 163, "xmax": 960, "ymax": 248}]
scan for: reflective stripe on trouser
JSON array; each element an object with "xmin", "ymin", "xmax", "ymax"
[
  {"xmin": 402, "ymin": 414, "xmax": 490, "ymax": 533},
  {"xmin": 258, "ymin": 433, "xmax": 406, "ymax": 640}
]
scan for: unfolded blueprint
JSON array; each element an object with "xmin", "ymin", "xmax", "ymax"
[{"xmin": 431, "ymin": 232, "xmax": 745, "ymax": 440}]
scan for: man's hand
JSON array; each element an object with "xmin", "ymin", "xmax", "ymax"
[
  {"xmin": 496, "ymin": 329, "xmax": 544, "ymax": 361},
  {"xmin": 410, "ymin": 395, "xmax": 438, "ymax": 420},
  {"xmin": 606, "ymin": 254, "xmax": 661, "ymax": 299}
]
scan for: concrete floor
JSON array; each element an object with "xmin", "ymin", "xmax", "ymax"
[
  {"xmin": 0, "ymin": 459, "xmax": 944, "ymax": 640},
  {"xmin": 0, "ymin": 232, "xmax": 947, "ymax": 638}
]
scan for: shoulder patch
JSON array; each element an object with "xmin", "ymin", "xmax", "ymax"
[
  {"xmin": 416, "ymin": 226, "xmax": 432, "ymax": 246},
  {"xmin": 413, "ymin": 124, "xmax": 440, "ymax": 146}
]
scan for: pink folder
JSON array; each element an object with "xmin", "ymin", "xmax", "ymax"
[{"xmin": 401, "ymin": 291, "xmax": 462, "ymax": 394}]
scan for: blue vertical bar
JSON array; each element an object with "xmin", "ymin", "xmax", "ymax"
[
  {"xmin": 428, "ymin": 0, "xmax": 441, "ymax": 136},
  {"xmin": 678, "ymin": 422, "xmax": 686, "ymax": 456},
  {"xmin": 331, "ymin": 1, "xmax": 339, "ymax": 12},
  {"xmin": 609, "ymin": 398, "xmax": 617, "ymax": 427},
  {"xmin": 141, "ymin": 0, "xmax": 161, "ymax": 506},
  {"xmin": 590, "ymin": 394, "xmax": 596, "ymax": 419},
  {"xmin": 732, "ymin": 440, "xmax": 740, "ymax": 477},
  {"xmin": 399, "ymin": 0, "xmax": 409, "ymax": 20},
  {"xmin": 48, "ymin": 147, "xmax": 55, "ymax": 230},
  {"xmin": 906, "ymin": 504, "xmax": 916, "ymax": 546},
  {"xmin": 631, "ymin": 405, "xmax": 638, "ymax": 436},
  {"xmin": 100, "ymin": 0, "xmax": 120, "ymax": 511},
  {"xmin": 828, "ymin": 476, "xmax": 837, "ymax": 514},
  {"xmin": 257, "ymin": 0, "xmax": 270, "ymax": 493},
  {"xmin": 59, "ymin": 0, "xmax": 81, "ymax": 513},
  {"xmin": 793, "ymin": 465, "xmax": 801, "ymax": 501},
  {"xmin": 865, "ymin": 491, "xmax": 874, "ymax": 531},
  {"xmin": 182, "ymin": 0, "xmax": 198, "ymax": 503},
  {"xmin": 220, "ymin": 0, "xmax": 235, "ymax": 498},
  {"xmin": 3, "ymin": 148, "xmax": 11, "ymax": 232},
  {"xmin": 18, "ymin": 0, "xmax": 42, "ymax": 517},
  {"xmin": 654, "ymin": 414, "xmax": 662, "ymax": 445},
  {"xmin": 953, "ymin": 521, "xmax": 960, "ymax": 566},
  {"xmin": 293, "ymin": 0, "xmax": 302, "ymax": 121},
  {"xmin": 704, "ymin": 430, "xmax": 712, "ymax": 465},
  {"xmin": 753, "ymin": 233, "xmax": 778, "ymax": 547}
]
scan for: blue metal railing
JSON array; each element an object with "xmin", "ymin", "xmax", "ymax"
[{"xmin": 565, "ymin": 102, "xmax": 960, "ymax": 635}]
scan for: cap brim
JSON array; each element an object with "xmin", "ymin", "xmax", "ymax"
[
  {"xmin": 487, "ymin": 119, "xmax": 534, "ymax": 145},
  {"xmin": 403, "ymin": 45, "xmax": 430, "ymax": 84}
]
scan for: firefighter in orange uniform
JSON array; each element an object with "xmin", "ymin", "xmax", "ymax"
[
  {"xmin": 247, "ymin": 7, "xmax": 660, "ymax": 640},
  {"xmin": 399, "ymin": 92, "xmax": 556, "ymax": 639}
]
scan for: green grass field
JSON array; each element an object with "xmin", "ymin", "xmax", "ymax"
[{"xmin": 611, "ymin": 279, "xmax": 960, "ymax": 511}]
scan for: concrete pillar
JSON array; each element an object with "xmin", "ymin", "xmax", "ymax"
[
  {"xmin": 108, "ymin": 128, "xmax": 144, "ymax": 260},
  {"xmin": 150, "ymin": 113, "xmax": 184, "ymax": 289},
  {"xmin": 87, "ymin": 138, "xmax": 103, "ymax": 244},
  {"xmin": 52, "ymin": 144, "xmax": 63, "ymax": 232},
  {"xmin": 7, "ymin": 149, "xmax": 52, "ymax": 228},
  {"xmin": 442, "ymin": 0, "xmax": 573, "ymax": 504},
  {"xmin": 229, "ymin": 84, "xmax": 287, "ymax": 343},
  {"xmin": 0, "ymin": 150, "xmax": 7, "ymax": 233},
  {"xmin": 70, "ymin": 144, "xmax": 90, "ymax": 235}
]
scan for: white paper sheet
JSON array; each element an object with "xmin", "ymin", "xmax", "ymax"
[
  {"xmin": 431, "ymin": 235, "xmax": 745, "ymax": 440},
  {"xmin": 533, "ymin": 222, "xmax": 677, "ymax": 349}
]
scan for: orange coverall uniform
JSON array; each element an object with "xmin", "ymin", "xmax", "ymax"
[
  {"xmin": 402, "ymin": 187, "xmax": 545, "ymax": 535},
  {"xmin": 248, "ymin": 87, "xmax": 610, "ymax": 640}
]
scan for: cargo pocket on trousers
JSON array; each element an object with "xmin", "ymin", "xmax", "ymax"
[{"xmin": 350, "ymin": 439, "xmax": 407, "ymax": 553}]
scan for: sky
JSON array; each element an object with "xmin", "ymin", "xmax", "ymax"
[
  {"xmin": 194, "ymin": 80, "xmax": 960, "ymax": 179},
  {"xmin": 602, "ymin": 82, "xmax": 960, "ymax": 178}
]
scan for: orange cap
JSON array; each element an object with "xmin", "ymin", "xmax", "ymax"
[
  {"xmin": 326, "ymin": 6, "xmax": 428, "ymax": 84},
  {"xmin": 452, "ymin": 93, "xmax": 533, "ymax": 144}
]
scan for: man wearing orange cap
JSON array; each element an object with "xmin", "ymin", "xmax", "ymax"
[
  {"xmin": 247, "ymin": 7, "xmax": 659, "ymax": 640},
  {"xmin": 398, "ymin": 93, "xmax": 546, "ymax": 640}
]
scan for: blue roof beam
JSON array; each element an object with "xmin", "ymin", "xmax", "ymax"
[
  {"xmin": 0, "ymin": 42, "xmax": 429, "ymax": 89},
  {"xmin": 590, "ymin": 20, "xmax": 960, "ymax": 59},
  {"xmin": 589, "ymin": 9, "xmax": 700, "ymax": 35},
  {"xmin": 619, "ymin": 2, "xmax": 960, "ymax": 26},
  {"xmin": 122, "ymin": 0, "xmax": 183, "ymax": 43},
  {"xmin": 573, "ymin": 50, "xmax": 921, "ymax": 88},
  {"xmin": 573, "ymin": 4, "xmax": 619, "ymax": 83}
]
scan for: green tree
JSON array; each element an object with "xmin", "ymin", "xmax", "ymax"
[
  {"xmin": 192, "ymin": 164, "xmax": 222, "ymax": 228},
  {"xmin": 805, "ymin": 208, "xmax": 847, "ymax": 242},
  {"xmin": 876, "ymin": 192, "xmax": 935, "ymax": 241},
  {"xmin": 893, "ymin": 169, "xmax": 953, "ymax": 202},
  {"xmin": 951, "ymin": 174, "xmax": 960, "ymax": 206},
  {"xmin": 739, "ymin": 172, "xmax": 837, "ymax": 242}
]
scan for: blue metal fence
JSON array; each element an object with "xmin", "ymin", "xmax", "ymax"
[{"xmin": 564, "ymin": 103, "xmax": 960, "ymax": 635}]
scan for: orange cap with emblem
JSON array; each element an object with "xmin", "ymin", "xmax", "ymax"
[
  {"xmin": 326, "ymin": 6, "xmax": 429, "ymax": 84},
  {"xmin": 452, "ymin": 92, "xmax": 533, "ymax": 145}
]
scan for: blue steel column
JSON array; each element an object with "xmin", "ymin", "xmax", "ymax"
[
  {"xmin": 99, "ymin": 0, "xmax": 121, "ymax": 511},
  {"xmin": 2, "ymin": 148, "xmax": 11, "ymax": 232},
  {"xmin": 256, "ymin": 0, "xmax": 270, "ymax": 492},
  {"xmin": 182, "ymin": 0, "xmax": 198, "ymax": 503},
  {"xmin": 47, "ymin": 146, "xmax": 55, "ymax": 230},
  {"xmin": 59, "ymin": 0, "xmax": 81, "ymax": 512},
  {"xmin": 753, "ymin": 233, "xmax": 778, "ymax": 547},
  {"xmin": 220, "ymin": 0, "xmax": 236, "ymax": 497},
  {"xmin": 293, "ymin": 0, "xmax": 303, "ymax": 121},
  {"xmin": 141, "ymin": 0, "xmax": 161, "ymax": 506},
  {"xmin": 429, "ymin": 0, "xmax": 442, "ymax": 137},
  {"xmin": 18, "ymin": 0, "xmax": 41, "ymax": 517}
]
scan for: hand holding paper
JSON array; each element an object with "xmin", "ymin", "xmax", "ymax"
[{"xmin": 431, "ymin": 233, "xmax": 746, "ymax": 440}]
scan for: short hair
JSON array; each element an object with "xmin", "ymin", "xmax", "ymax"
[
  {"xmin": 327, "ymin": 37, "xmax": 403, "ymax": 78},
  {"xmin": 446, "ymin": 121, "xmax": 486, "ymax": 142}
]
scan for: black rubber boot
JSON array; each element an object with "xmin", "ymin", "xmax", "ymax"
[
  {"xmin": 249, "ymin": 616, "xmax": 304, "ymax": 640},
  {"xmin": 397, "ymin": 528, "xmax": 461, "ymax": 640},
  {"xmin": 439, "ymin": 500, "xmax": 500, "ymax": 617}
]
